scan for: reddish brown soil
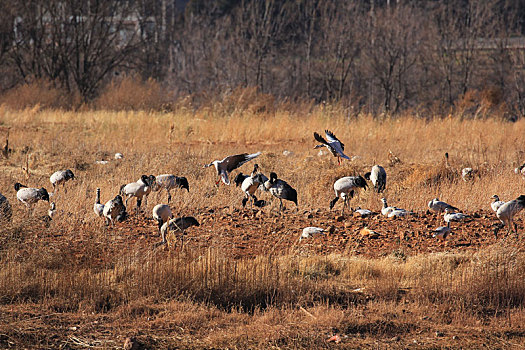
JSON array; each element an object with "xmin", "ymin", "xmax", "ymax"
[{"xmin": 33, "ymin": 206, "xmax": 518, "ymax": 261}]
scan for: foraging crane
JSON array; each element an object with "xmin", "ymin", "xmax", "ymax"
[
  {"xmin": 159, "ymin": 216, "xmax": 200, "ymax": 247},
  {"xmin": 152, "ymin": 204, "xmax": 173, "ymax": 234},
  {"xmin": 103, "ymin": 195, "xmax": 127, "ymax": 226},
  {"xmin": 491, "ymin": 195, "xmax": 505, "ymax": 213},
  {"xmin": 364, "ymin": 165, "xmax": 387, "ymax": 193},
  {"xmin": 203, "ymin": 152, "xmax": 261, "ymax": 185},
  {"xmin": 93, "ymin": 188, "xmax": 105, "ymax": 217},
  {"xmin": 154, "ymin": 174, "xmax": 189, "ymax": 203},
  {"xmin": 329, "ymin": 176, "xmax": 367, "ymax": 214},
  {"xmin": 120, "ymin": 175, "xmax": 154, "ymax": 214},
  {"xmin": 0, "ymin": 192, "xmax": 12, "ymax": 223},
  {"xmin": 433, "ymin": 222, "xmax": 451, "ymax": 240},
  {"xmin": 428, "ymin": 198, "xmax": 458, "ymax": 213},
  {"xmin": 49, "ymin": 169, "xmax": 75, "ymax": 194},
  {"xmin": 14, "ymin": 182, "xmax": 50, "ymax": 213},
  {"xmin": 494, "ymin": 195, "xmax": 525, "ymax": 238},
  {"xmin": 264, "ymin": 172, "xmax": 298, "ymax": 212},
  {"xmin": 313, "ymin": 130, "xmax": 350, "ymax": 165},
  {"xmin": 300, "ymin": 227, "xmax": 325, "ymax": 241}
]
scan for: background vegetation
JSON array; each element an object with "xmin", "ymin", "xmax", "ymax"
[{"xmin": 0, "ymin": 0, "xmax": 524, "ymax": 117}]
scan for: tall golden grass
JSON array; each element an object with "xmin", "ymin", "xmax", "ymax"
[{"xmin": 1, "ymin": 98, "xmax": 525, "ymax": 347}]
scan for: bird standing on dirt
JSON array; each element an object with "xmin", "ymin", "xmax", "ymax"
[
  {"xmin": 204, "ymin": 152, "xmax": 261, "ymax": 185},
  {"xmin": 234, "ymin": 164, "xmax": 268, "ymax": 207},
  {"xmin": 120, "ymin": 175, "xmax": 154, "ymax": 214},
  {"xmin": 264, "ymin": 172, "xmax": 298, "ymax": 212},
  {"xmin": 329, "ymin": 176, "xmax": 367, "ymax": 214},
  {"xmin": 364, "ymin": 165, "xmax": 387, "ymax": 193},
  {"xmin": 313, "ymin": 130, "xmax": 351, "ymax": 165},
  {"xmin": 494, "ymin": 195, "xmax": 525, "ymax": 238},
  {"xmin": 49, "ymin": 169, "xmax": 75, "ymax": 194},
  {"xmin": 103, "ymin": 195, "xmax": 127, "ymax": 226},
  {"xmin": 154, "ymin": 174, "xmax": 189, "ymax": 203},
  {"xmin": 152, "ymin": 204, "xmax": 173, "ymax": 234},
  {"xmin": 160, "ymin": 216, "xmax": 200, "ymax": 247},
  {"xmin": 14, "ymin": 182, "xmax": 50, "ymax": 213}
]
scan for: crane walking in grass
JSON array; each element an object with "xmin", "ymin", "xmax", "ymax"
[
  {"xmin": 264, "ymin": 172, "xmax": 298, "ymax": 213},
  {"xmin": 494, "ymin": 195, "xmax": 525, "ymax": 238},
  {"xmin": 14, "ymin": 182, "xmax": 50, "ymax": 214}
]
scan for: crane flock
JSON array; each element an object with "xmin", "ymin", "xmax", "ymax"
[{"xmin": 1, "ymin": 130, "xmax": 525, "ymax": 247}]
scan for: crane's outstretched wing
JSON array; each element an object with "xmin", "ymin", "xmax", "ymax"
[
  {"xmin": 325, "ymin": 130, "xmax": 345, "ymax": 150},
  {"xmin": 222, "ymin": 152, "xmax": 261, "ymax": 173},
  {"xmin": 314, "ymin": 132, "xmax": 328, "ymax": 145},
  {"xmin": 325, "ymin": 130, "xmax": 350, "ymax": 160}
]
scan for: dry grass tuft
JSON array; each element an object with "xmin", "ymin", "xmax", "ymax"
[
  {"xmin": 94, "ymin": 75, "xmax": 167, "ymax": 111},
  {"xmin": 0, "ymin": 79, "xmax": 78, "ymax": 110}
]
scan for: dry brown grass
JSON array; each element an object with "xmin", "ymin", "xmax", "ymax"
[
  {"xmin": 1, "ymin": 103, "xmax": 525, "ymax": 348},
  {"xmin": 94, "ymin": 75, "xmax": 168, "ymax": 111},
  {"xmin": 0, "ymin": 79, "xmax": 79, "ymax": 110}
]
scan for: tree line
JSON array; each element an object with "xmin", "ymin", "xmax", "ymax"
[{"xmin": 0, "ymin": 0, "xmax": 524, "ymax": 116}]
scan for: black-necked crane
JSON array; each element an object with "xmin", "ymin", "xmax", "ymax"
[
  {"xmin": 94, "ymin": 188, "xmax": 105, "ymax": 218},
  {"xmin": 264, "ymin": 172, "xmax": 298, "ymax": 212},
  {"xmin": 203, "ymin": 152, "xmax": 261, "ymax": 185},
  {"xmin": 154, "ymin": 174, "xmax": 189, "ymax": 203},
  {"xmin": 49, "ymin": 169, "xmax": 75, "ymax": 194},
  {"xmin": 491, "ymin": 195, "xmax": 505, "ymax": 213},
  {"xmin": 313, "ymin": 130, "xmax": 350, "ymax": 165},
  {"xmin": 428, "ymin": 198, "xmax": 458, "ymax": 213},
  {"xmin": 102, "ymin": 195, "xmax": 127, "ymax": 226},
  {"xmin": 494, "ymin": 195, "xmax": 525, "ymax": 238},
  {"xmin": 152, "ymin": 204, "xmax": 173, "ymax": 234},
  {"xmin": 329, "ymin": 176, "xmax": 367, "ymax": 214},
  {"xmin": 159, "ymin": 216, "xmax": 200, "ymax": 248},
  {"xmin": 364, "ymin": 165, "xmax": 387, "ymax": 193},
  {"xmin": 14, "ymin": 182, "xmax": 50, "ymax": 214}
]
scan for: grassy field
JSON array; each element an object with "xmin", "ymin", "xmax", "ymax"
[{"xmin": 1, "ymin": 103, "xmax": 525, "ymax": 348}]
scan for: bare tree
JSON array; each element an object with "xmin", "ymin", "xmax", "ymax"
[
  {"xmin": 8, "ymin": 0, "xmax": 141, "ymax": 101},
  {"xmin": 363, "ymin": 4, "xmax": 424, "ymax": 114},
  {"xmin": 313, "ymin": 1, "xmax": 363, "ymax": 102},
  {"xmin": 233, "ymin": 0, "xmax": 288, "ymax": 91}
]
